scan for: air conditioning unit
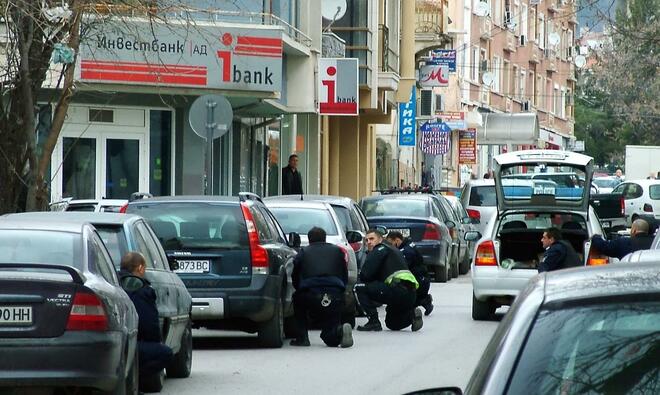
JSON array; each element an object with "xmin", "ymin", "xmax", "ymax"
[
  {"xmin": 419, "ymin": 89, "xmax": 434, "ymax": 117},
  {"xmin": 519, "ymin": 34, "xmax": 526, "ymax": 46},
  {"xmin": 522, "ymin": 100, "xmax": 532, "ymax": 111}
]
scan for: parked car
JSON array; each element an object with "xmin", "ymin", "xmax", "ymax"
[
  {"xmin": 593, "ymin": 175, "xmax": 622, "ymax": 193},
  {"xmin": 263, "ymin": 199, "xmax": 360, "ymax": 326},
  {"xmin": 431, "ymin": 194, "xmax": 470, "ymax": 276},
  {"xmin": 0, "ymin": 218, "xmax": 139, "ymax": 393},
  {"xmin": 459, "ymin": 179, "xmax": 496, "ymax": 237},
  {"xmin": 415, "ymin": 262, "xmax": 660, "ymax": 395},
  {"xmin": 611, "ymin": 179, "xmax": 660, "ymax": 227},
  {"xmin": 619, "ymin": 248, "xmax": 660, "ymax": 263},
  {"xmin": 444, "ymin": 194, "xmax": 477, "ymax": 273},
  {"xmin": 125, "ymin": 193, "xmax": 300, "ymax": 348},
  {"xmin": 360, "ymin": 193, "xmax": 456, "ymax": 282},
  {"xmin": 50, "ymin": 198, "xmax": 128, "ymax": 213},
  {"xmin": 264, "ymin": 194, "xmax": 369, "ymax": 269},
  {"xmin": 4, "ymin": 211, "xmax": 194, "ymax": 390},
  {"xmin": 470, "ymin": 150, "xmax": 608, "ymax": 320}
]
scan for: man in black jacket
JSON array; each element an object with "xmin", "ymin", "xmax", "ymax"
[
  {"xmin": 355, "ymin": 229, "xmax": 423, "ymax": 332},
  {"xmin": 118, "ymin": 252, "xmax": 173, "ymax": 378},
  {"xmin": 386, "ymin": 231, "xmax": 433, "ymax": 316},
  {"xmin": 282, "ymin": 154, "xmax": 303, "ymax": 195},
  {"xmin": 290, "ymin": 227, "xmax": 353, "ymax": 348},
  {"xmin": 591, "ymin": 218, "xmax": 653, "ymax": 259},
  {"xmin": 539, "ymin": 227, "xmax": 581, "ymax": 272}
]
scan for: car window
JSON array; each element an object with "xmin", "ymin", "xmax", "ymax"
[
  {"xmin": 95, "ymin": 225, "xmax": 129, "ymax": 267},
  {"xmin": 332, "ymin": 205, "xmax": 352, "ymax": 232},
  {"xmin": 257, "ymin": 206, "xmax": 285, "ymax": 243},
  {"xmin": 506, "ymin": 301, "xmax": 660, "ymax": 394},
  {"xmin": 650, "ymin": 185, "xmax": 660, "ymax": 200},
  {"xmin": 361, "ymin": 199, "xmax": 430, "ymax": 218},
  {"xmin": 132, "ymin": 223, "xmax": 159, "ymax": 269},
  {"xmin": 88, "ymin": 233, "xmax": 118, "ymax": 285},
  {"xmin": 268, "ymin": 207, "xmax": 339, "ymax": 235},
  {"xmin": 65, "ymin": 204, "xmax": 97, "ymax": 212},
  {"xmin": 250, "ymin": 206, "xmax": 273, "ymax": 242},
  {"xmin": 469, "ymin": 186, "xmax": 496, "ymax": 206},
  {"xmin": 348, "ymin": 206, "xmax": 365, "ymax": 231},
  {"xmin": 0, "ymin": 230, "xmax": 81, "ymax": 269},
  {"xmin": 136, "ymin": 221, "xmax": 167, "ymax": 270},
  {"xmin": 612, "ymin": 183, "xmax": 626, "ymax": 194},
  {"xmin": 436, "ymin": 197, "xmax": 456, "ymax": 221},
  {"xmin": 352, "ymin": 203, "xmax": 369, "ymax": 231},
  {"xmin": 431, "ymin": 200, "xmax": 448, "ymax": 221},
  {"xmin": 627, "ymin": 183, "xmax": 643, "ymax": 199}
]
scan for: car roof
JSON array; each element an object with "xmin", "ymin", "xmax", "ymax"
[
  {"xmin": 264, "ymin": 200, "xmax": 331, "ymax": 210},
  {"xmin": 67, "ymin": 199, "xmax": 127, "ymax": 205},
  {"xmin": 129, "ymin": 195, "xmax": 239, "ymax": 203},
  {"xmin": 0, "ymin": 217, "xmax": 87, "ymax": 233},
  {"xmin": 619, "ymin": 249, "xmax": 660, "ymax": 263},
  {"xmin": 541, "ymin": 262, "xmax": 660, "ymax": 304},
  {"xmin": 494, "ymin": 149, "xmax": 593, "ymax": 167},
  {"xmin": 4, "ymin": 212, "xmax": 140, "ymax": 226},
  {"xmin": 361, "ymin": 194, "xmax": 433, "ymax": 201},
  {"xmin": 263, "ymin": 194, "xmax": 355, "ymax": 206},
  {"xmin": 464, "ymin": 179, "xmax": 495, "ymax": 187},
  {"xmin": 619, "ymin": 179, "xmax": 660, "ymax": 186}
]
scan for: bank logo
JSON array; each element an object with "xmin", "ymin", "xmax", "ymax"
[
  {"xmin": 318, "ymin": 58, "xmax": 359, "ymax": 116},
  {"xmin": 216, "ymin": 33, "xmax": 282, "ymax": 86}
]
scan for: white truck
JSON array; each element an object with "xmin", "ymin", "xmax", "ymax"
[{"xmin": 625, "ymin": 145, "xmax": 660, "ymax": 180}]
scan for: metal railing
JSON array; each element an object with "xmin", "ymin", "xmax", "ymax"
[
  {"xmin": 378, "ymin": 24, "xmax": 399, "ymax": 74},
  {"xmin": 415, "ymin": 0, "xmax": 448, "ymax": 35},
  {"xmin": 328, "ymin": 26, "xmax": 373, "ymax": 85}
]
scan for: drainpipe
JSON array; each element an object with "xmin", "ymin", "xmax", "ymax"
[{"xmin": 396, "ymin": 0, "xmax": 416, "ymax": 103}]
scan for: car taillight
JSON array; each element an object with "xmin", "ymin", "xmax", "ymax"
[
  {"xmin": 620, "ymin": 197, "xmax": 625, "ymax": 216},
  {"xmin": 119, "ymin": 203, "xmax": 128, "ymax": 214},
  {"xmin": 240, "ymin": 203, "xmax": 269, "ymax": 274},
  {"xmin": 66, "ymin": 292, "xmax": 108, "ymax": 331},
  {"xmin": 466, "ymin": 209, "xmax": 481, "ymax": 221},
  {"xmin": 587, "ymin": 247, "xmax": 609, "ymax": 266},
  {"xmin": 349, "ymin": 241, "xmax": 362, "ymax": 252},
  {"xmin": 475, "ymin": 240, "xmax": 497, "ymax": 266},
  {"xmin": 643, "ymin": 203, "xmax": 653, "ymax": 212},
  {"xmin": 422, "ymin": 224, "xmax": 442, "ymax": 240}
]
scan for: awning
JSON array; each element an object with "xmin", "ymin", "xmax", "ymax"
[{"xmin": 476, "ymin": 113, "xmax": 539, "ymax": 144}]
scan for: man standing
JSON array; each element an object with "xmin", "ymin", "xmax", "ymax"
[
  {"xmin": 385, "ymin": 231, "xmax": 433, "ymax": 316},
  {"xmin": 282, "ymin": 154, "xmax": 303, "ymax": 195},
  {"xmin": 591, "ymin": 218, "xmax": 653, "ymax": 259},
  {"xmin": 355, "ymin": 229, "xmax": 423, "ymax": 332},
  {"xmin": 290, "ymin": 227, "xmax": 353, "ymax": 348},
  {"xmin": 118, "ymin": 252, "xmax": 173, "ymax": 382},
  {"xmin": 539, "ymin": 227, "xmax": 581, "ymax": 272}
]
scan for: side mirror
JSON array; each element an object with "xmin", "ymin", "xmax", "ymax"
[
  {"xmin": 346, "ymin": 230, "xmax": 364, "ymax": 244},
  {"xmin": 288, "ymin": 232, "xmax": 301, "ymax": 249},
  {"xmin": 464, "ymin": 231, "xmax": 482, "ymax": 242},
  {"xmin": 461, "ymin": 217, "xmax": 472, "ymax": 225},
  {"xmin": 446, "ymin": 220, "xmax": 456, "ymax": 229},
  {"xmin": 119, "ymin": 275, "xmax": 147, "ymax": 293}
]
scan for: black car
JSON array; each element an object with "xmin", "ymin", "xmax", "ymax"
[
  {"xmin": 360, "ymin": 193, "xmax": 456, "ymax": 282},
  {"xmin": 0, "ymin": 219, "xmax": 139, "ymax": 394},
  {"xmin": 5, "ymin": 212, "xmax": 194, "ymax": 391},
  {"xmin": 126, "ymin": 193, "xmax": 300, "ymax": 348}
]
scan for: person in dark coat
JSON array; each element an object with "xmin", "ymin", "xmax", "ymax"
[
  {"xmin": 290, "ymin": 227, "xmax": 353, "ymax": 348},
  {"xmin": 386, "ymin": 231, "xmax": 433, "ymax": 316},
  {"xmin": 118, "ymin": 252, "xmax": 173, "ymax": 378},
  {"xmin": 591, "ymin": 218, "xmax": 653, "ymax": 260},
  {"xmin": 539, "ymin": 227, "xmax": 581, "ymax": 272},
  {"xmin": 282, "ymin": 154, "xmax": 303, "ymax": 195},
  {"xmin": 355, "ymin": 229, "xmax": 423, "ymax": 332}
]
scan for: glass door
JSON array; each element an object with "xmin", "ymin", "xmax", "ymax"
[
  {"xmin": 62, "ymin": 137, "xmax": 97, "ymax": 199},
  {"xmin": 104, "ymin": 138, "xmax": 141, "ymax": 199}
]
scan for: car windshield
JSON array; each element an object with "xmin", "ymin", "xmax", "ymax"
[
  {"xmin": 650, "ymin": 185, "xmax": 660, "ymax": 200},
  {"xmin": 361, "ymin": 198, "xmax": 430, "ymax": 218},
  {"xmin": 500, "ymin": 164, "xmax": 587, "ymax": 205},
  {"xmin": 593, "ymin": 178, "xmax": 621, "ymax": 188},
  {"xmin": 65, "ymin": 204, "xmax": 97, "ymax": 212},
  {"xmin": 507, "ymin": 301, "xmax": 660, "ymax": 394},
  {"xmin": 268, "ymin": 207, "xmax": 338, "ymax": 235},
  {"xmin": 469, "ymin": 186, "xmax": 497, "ymax": 206},
  {"xmin": 0, "ymin": 230, "xmax": 81, "ymax": 269},
  {"xmin": 128, "ymin": 203, "xmax": 249, "ymax": 250}
]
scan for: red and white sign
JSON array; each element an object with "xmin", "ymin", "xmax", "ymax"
[
  {"xmin": 318, "ymin": 58, "xmax": 359, "ymax": 116},
  {"xmin": 419, "ymin": 65, "xmax": 449, "ymax": 87},
  {"xmin": 78, "ymin": 22, "xmax": 283, "ymax": 92}
]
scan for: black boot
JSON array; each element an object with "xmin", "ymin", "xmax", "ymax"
[
  {"xmin": 421, "ymin": 295, "xmax": 434, "ymax": 316},
  {"xmin": 357, "ymin": 316, "xmax": 382, "ymax": 332},
  {"xmin": 290, "ymin": 337, "xmax": 310, "ymax": 346}
]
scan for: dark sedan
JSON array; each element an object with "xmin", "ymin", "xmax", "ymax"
[{"xmin": 0, "ymin": 219, "xmax": 139, "ymax": 394}]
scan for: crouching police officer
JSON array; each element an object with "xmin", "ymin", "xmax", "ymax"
[
  {"xmin": 386, "ymin": 231, "xmax": 433, "ymax": 316},
  {"xmin": 290, "ymin": 227, "xmax": 354, "ymax": 348},
  {"xmin": 355, "ymin": 229, "xmax": 423, "ymax": 332}
]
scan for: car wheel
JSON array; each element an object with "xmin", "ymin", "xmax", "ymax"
[
  {"xmin": 451, "ymin": 250, "xmax": 459, "ymax": 279},
  {"xmin": 258, "ymin": 298, "xmax": 284, "ymax": 348},
  {"xmin": 139, "ymin": 369, "xmax": 165, "ymax": 393},
  {"xmin": 459, "ymin": 258, "xmax": 470, "ymax": 275},
  {"xmin": 472, "ymin": 293, "xmax": 495, "ymax": 321},
  {"xmin": 433, "ymin": 265, "xmax": 447, "ymax": 283},
  {"xmin": 166, "ymin": 320, "xmax": 193, "ymax": 378}
]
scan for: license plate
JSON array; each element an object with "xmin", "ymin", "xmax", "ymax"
[
  {"xmin": 0, "ymin": 305, "xmax": 32, "ymax": 325},
  {"xmin": 388, "ymin": 228, "xmax": 410, "ymax": 237},
  {"xmin": 175, "ymin": 260, "xmax": 211, "ymax": 273}
]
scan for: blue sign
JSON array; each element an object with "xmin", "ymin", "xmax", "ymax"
[
  {"xmin": 398, "ymin": 87, "xmax": 417, "ymax": 146},
  {"xmin": 428, "ymin": 49, "xmax": 456, "ymax": 72},
  {"xmin": 419, "ymin": 121, "xmax": 451, "ymax": 155}
]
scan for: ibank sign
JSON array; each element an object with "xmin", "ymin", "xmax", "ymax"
[{"xmin": 77, "ymin": 20, "xmax": 283, "ymax": 92}]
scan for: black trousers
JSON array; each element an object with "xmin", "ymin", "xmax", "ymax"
[
  {"xmin": 138, "ymin": 341, "xmax": 173, "ymax": 377},
  {"xmin": 293, "ymin": 289, "xmax": 344, "ymax": 347},
  {"xmin": 355, "ymin": 282, "xmax": 416, "ymax": 330},
  {"xmin": 415, "ymin": 272, "xmax": 431, "ymax": 306}
]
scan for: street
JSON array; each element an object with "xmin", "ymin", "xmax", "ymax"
[{"xmin": 160, "ymin": 275, "xmax": 499, "ymax": 395}]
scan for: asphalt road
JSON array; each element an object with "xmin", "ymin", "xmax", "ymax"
[{"xmin": 160, "ymin": 275, "xmax": 500, "ymax": 395}]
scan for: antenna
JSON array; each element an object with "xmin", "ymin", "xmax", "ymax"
[
  {"xmin": 574, "ymin": 55, "xmax": 587, "ymax": 68},
  {"xmin": 322, "ymin": 0, "xmax": 347, "ymax": 32},
  {"xmin": 474, "ymin": 2, "xmax": 490, "ymax": 17},
  {"xmin": 548, "ymin": 33, "xmax": 561, "ymax": 46}
]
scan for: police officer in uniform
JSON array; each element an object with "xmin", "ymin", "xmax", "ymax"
[
  {"xmin": 386, "ymin": 231, "xmax": 433, "ymax": 316},
  {"xmin": 539, "ymin": 227, "xmax": 581, "ymax": 272},
  {"xmin": 290, "ymin": 227, "xmax": 353, "ymax": 348},
  {"xmin": 355, "ymin": 229, "xmax": 423, "ymax": 332}
]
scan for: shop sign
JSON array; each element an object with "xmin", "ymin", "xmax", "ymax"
[
  {"xmin": 438, "ymin": 111, "xmax": 466, "ymax": 129},
  {"xmin": 419, "ymin": 121, "xmax": 451, "ymax": 155},
  {"xmin": 318, "ymin": 58, "xmax": 359, "ymax": 115},
  {"xmin": 77, "ymin": 20, "xmax": 283, "ymax": 92},
  {"xmin": 398, "ymin": 87, "xmax": 417, "ymax": 146},
  {"xmin": 428, "ymin": 49, "xmax": 457, "ymax": 72},
  {"xmin": 418, "ymin": 64, "xmax": 449, "ymax": 87},
  {"xmin": 459, "ymin": 129, "xmax": 477, "ymax": 165}
]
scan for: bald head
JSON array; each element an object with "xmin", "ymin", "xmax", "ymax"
[{"xmin": 631, "ymin": 219, "xmax": 649, "ymax": 236}]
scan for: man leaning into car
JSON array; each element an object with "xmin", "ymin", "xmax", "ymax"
[
  {"xmin": 590, "ymin": 218, "xmax": 654, "ymax": 260},
  {"xmin": 119, "ymin": 252, "xmax": 173, "ymax": 381},
  {"xmin": 539, "ymin": 227, "xmax": 581, "ymax": 272}
]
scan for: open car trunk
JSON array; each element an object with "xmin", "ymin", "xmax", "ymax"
[{"xmin": 498, "ymin": 228, "xmax": 588, "ymax": 269}]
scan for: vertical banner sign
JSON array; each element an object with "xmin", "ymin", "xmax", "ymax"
[
  {"xmin": 398, "ymin": 87, "xmax": 417, "ymax": 146},
  {"xmin": 318, "ymin": 58, "xmax": 359, "ymax": 115},
  {"xmin": 458, "ymin": 128, "xmax": 477, "ymax": 164},
  {"xmin": 420, "ymin": 121, "xmax": 451, "ymax": 155}
]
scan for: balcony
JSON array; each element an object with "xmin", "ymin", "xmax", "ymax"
[
  {"xmin": 504, "ymin": 30, "xmax": 517, "ymax": 53},
  {"xmin": 378, "ymin": 24, "xmax": 400, "ymax": 91},
  {"xmin": 415, "ymin": 0, "xmax": 450, "ymax": 52},
  {"xmin": 479, "ymin": 17, "xmax": 493, "ymax": 40},
  {"xmin": 530, "ymin": 49, "xmax": 540, "ymax": 64}
]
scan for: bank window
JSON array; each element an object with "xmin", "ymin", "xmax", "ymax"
[{"xmin": 149, "ymin": 110, "xmax": 172, "ymax": 196}]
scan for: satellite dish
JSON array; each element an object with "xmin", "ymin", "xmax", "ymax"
[
  {"xmin": 474, "ymin": 2, "xmax": 490, "ymax": 17},
  {"xmin": 548, "ymin": 33, "xmax": 561, "ymax": 46},
  {"xmin": 322, "ymin": 0, "xmax": 347, "ymax": 21},
  {"xmin": 574, "ymin": 55, "xmax": 587, "ymax": 68},
  {"xmin": 482, "ymin": 71, "xmax": 494, "ymax": 86}
]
